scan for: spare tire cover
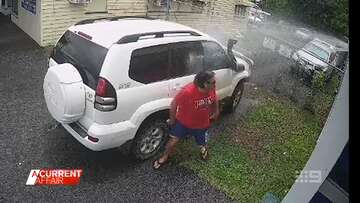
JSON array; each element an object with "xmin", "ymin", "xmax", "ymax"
[{"xmin": 43, "ymin": 63, "xmax": 85, "ymax": 124}]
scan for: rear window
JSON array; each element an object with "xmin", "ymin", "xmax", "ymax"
[{"xmin": 51, "ymin": 30, "xmax": 108, "ymax": 89}]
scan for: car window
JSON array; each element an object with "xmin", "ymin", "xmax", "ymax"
[
  {"xmin": 129, "ymin": 44, "xmax": 169, "ymax": 84},
  {"xmin": 170, "ymin": 41, "xmax": 204, "ymax": 78},
  {"xmin": 304, "ymin": 43, "xmax": 330, "ymax": 62},
  {"xmin": 202, "ymin": 41, "xmax": 230, "ymax": 71},
  {"xmin": 51, "ymin": 30, "xmax": 108, "ymax": 90}
]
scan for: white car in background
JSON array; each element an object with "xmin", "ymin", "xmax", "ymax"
[
  {"xmin": 295, "ymin": 28, "xmax": 313, "ymax": 42},
  {"xmin": 248, "ymin": 6, "xmax": 271, "ymax": 26},
  {"xmin": 291, "ymin": 38, "xmax": 348, "ymax": 82}
]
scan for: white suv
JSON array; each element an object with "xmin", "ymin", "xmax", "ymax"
[{"xmin": 43, "ymin": 16, "xmax": 253, "ymax": 160}]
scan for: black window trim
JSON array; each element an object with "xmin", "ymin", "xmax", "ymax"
[{"xmin": 128, "ymin": 43, "xmax": 171, "ymax": 84}]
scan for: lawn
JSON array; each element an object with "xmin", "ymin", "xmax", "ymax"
[{"xmin": 171, "ymin": 86, "xmax": 327, "ymax": 202}]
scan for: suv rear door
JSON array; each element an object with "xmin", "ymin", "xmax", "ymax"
[{"xmin": 50, "ymin": 30, "xmax": 108, "ymax": 129}]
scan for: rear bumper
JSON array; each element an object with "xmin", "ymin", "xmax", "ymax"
[{"xmin": 62, "ymin": 121, "xmax": 137, "ymax": 151}]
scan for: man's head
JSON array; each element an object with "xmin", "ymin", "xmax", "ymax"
[{"xmin": 194, "ymin": 71, "xmax": 216, "ymax": 92}]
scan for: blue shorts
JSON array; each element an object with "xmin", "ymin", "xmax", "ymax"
[{"xmin": 170, "ymin": 121, "xmax": 208, "ymax": 146}]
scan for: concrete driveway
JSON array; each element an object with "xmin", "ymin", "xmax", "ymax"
[{"xmin": 0, "ymin": 14, "xmax": 239, "ymax": 202}]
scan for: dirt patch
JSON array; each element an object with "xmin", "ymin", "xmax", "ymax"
[
  {"xmin": 243, "ymin": 82, "xmax": 271, "ymax": 103},
  {"xmin": 224, "ymin": 85, "xmax": 272, "ymax": 160},
  {"xmin": 230, "ymin": 123, "xmax": 268, "ymax": 160}
]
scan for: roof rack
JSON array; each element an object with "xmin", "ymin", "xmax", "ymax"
[
  {"xmin": 75, "ymin": 16, "xmax": 155, "ymax": 25},
  {"xmin": 117, "ymin": 31, "xmax": 201, "ymax": 44}
]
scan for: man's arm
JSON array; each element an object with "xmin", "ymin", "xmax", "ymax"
[
  {"xmin": 168, "ymin": 99, "xmax": 177, "ymax": 126},
  {"xmin": 168, "ymin": 89, "xmax": 186, "ymax": 126}
]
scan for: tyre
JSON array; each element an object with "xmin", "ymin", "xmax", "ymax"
[
  {"xmin": 223, "ymin": 82, "xmax": 245, "ymax": 114},
  {"xmin": 131, "ymin": 117, "xmax": 169, "ymax": 160}
]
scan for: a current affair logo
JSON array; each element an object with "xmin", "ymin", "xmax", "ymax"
[{"xmin": 26, "ymin": 169, "xmax": 83, "ymax": 185}]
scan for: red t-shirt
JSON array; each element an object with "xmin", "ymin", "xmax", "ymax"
[{"xmin": 174, "ymin": 83, "xmax": 217, "ymax": 129}]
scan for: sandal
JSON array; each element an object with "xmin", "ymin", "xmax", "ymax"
[
  {"xmin": 153, "ymin": 158, "xmax": 168, "ymax": 169},
  {"xmin": 200, "ymin": 147, "xmax": 209, "ymax": 161}
]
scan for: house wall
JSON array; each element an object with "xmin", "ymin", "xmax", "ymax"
[
  {"xmin": 147, "ymin": 0, "xmax": 248, "ymax": 45},
  {"xmin": 41, "ymin": 0, "xmax": 147, "ymax": 46},
  {"xmin": 11, "ymin": 0, "xmax": 42, "ymax": 45},
  {"xmin": 39, "ymin": 0, "xmax": 249, "ymax": 47}
]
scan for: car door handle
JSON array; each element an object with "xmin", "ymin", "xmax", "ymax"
[{"xmin": 172, "ymin": 84, "xmax": 182, "ymax": 91}]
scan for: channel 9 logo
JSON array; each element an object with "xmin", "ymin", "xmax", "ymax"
[{"xmin": 295, "ymin": 170, "xmax": 322, "ymax": 183}]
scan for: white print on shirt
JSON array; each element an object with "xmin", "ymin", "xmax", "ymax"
[{"xmin": 194, "ymin": 96, "xmax": 213, "ymax": 109}]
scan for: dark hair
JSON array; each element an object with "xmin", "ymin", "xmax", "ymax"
[{"xmin": 194, "ymin": 71, "xmax": 215, "ymax": 88}]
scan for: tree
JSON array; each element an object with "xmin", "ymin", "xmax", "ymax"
[{"xmin": 264, "ymin": 0, "xmax": 348, "ymax": 37}]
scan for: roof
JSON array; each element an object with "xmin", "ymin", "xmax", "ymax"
[
  {"xmin": 310, "ymin": 38, "xmax": 348, "ymax": 52},
  {"xmin": 68, "ymin": 19, "xmax": 204, "ymax": 48}
]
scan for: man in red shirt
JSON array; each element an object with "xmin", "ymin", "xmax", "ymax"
[{"xmin": 153, "ymin": 71, "xmax": 219, "ymax": 169}]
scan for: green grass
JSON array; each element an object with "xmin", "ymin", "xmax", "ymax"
[{"xmin": 172, "ymin": 90, "xmax": 324, "ymax": 202}]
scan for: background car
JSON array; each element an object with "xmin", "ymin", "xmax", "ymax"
[
  {"xmin": 247, "ymin": 6, "xmax": 271, "ymax": 27},
  {"xmin": 291, "ymin": 38, "xmax": 348, "ymax": 82}
]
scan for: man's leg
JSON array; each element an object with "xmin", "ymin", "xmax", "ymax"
[
  {"xmin": 199, "ymin": 145, "xmax": 208, "ymax": 160},
  {"xmin": 192, "ymin": 129, "xmax": 209, "ymax": 160},
  {"xmin": 158, "ymin": 135, "xmax": 180, "ymax": 163},
  {"xmin": 153, "ymin": 121, "xmax": 187, "ymax": 169}
]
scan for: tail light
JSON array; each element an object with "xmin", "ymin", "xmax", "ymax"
[
  {"xmin": 88, "ymin": 135, "xmax": 99, "ymax": 143},
  {"xmin": 94, "ymin": 77, "xmax": 117, "ymax": 112}
]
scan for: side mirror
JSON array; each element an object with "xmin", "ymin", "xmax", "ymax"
[
  {"xmin": 227, "ymin": 39, "xmax": 237, "ymax": 68},
  {"xmin": 227, "ymin": 39, "xmax": 238, "ymax": 56},
  {"xmin": 234, "ymin": 63, "xmax": 245, "ymax": 72}
]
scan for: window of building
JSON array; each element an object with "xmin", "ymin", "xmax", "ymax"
[
  {"xmin": 151, "ymin": 0, "xmax": 169, "ymax": 7},
  {"xmin": 85, "ymin": 0, "xmax": 107, "ymax": 13},
  {"xmin": 150, "ymin": 0, "xmax": 204, "ymax": 13},
  {"xmin": 192, "ymin": 0, "xmax": 205, "ymax": 12},
  {"xmin": 240, "ymin": 6, "xmax": 246, "ymax": 16},
  {"xmin": 235, "ymin": 5, "xmax": 240, "ymax": 16},
  {"xmin": 129, "ymin": 45, "xmax": 169, "ymax": 84},
  {"xmin": 11, "ymin": 0, "xmax": 18, "ymax": 16},
  {"xmin": 235, "ymin": 5, "xmax": 247, "ymax": 17}
]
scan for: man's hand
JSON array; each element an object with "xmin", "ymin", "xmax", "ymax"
[
  {"xmin": 210, "ymin": 111, "xmax": 220, "ymax": 121},
  {"xmin": 166, "ymin": 118, "xmax": 176, "ymax": 127}
]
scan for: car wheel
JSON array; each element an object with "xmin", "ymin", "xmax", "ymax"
[
  {"xmin": 223, "ymin": 82, "xmax": 245, "ymax": 114},
  {"xmin": 131, "ymin": 117, "xmax": 169, "ymax": 160}
]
